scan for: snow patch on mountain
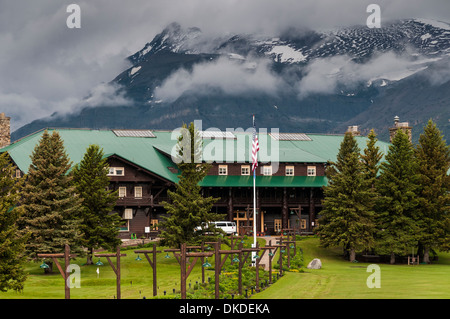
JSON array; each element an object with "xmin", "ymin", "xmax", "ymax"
[{"xmin": 266, "ymin": 45, "xmax": 306, "ymax": 63}]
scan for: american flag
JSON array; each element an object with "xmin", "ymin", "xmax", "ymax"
[{"xmin": 252, "ymin": 115, "xmax": 259, "ymax": 172}]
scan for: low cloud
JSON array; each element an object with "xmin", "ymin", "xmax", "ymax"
[
  {"xmin": 297, "ymin": 52, "xmax": 439, "ymax": 98},
  {"xmin": 0, "ymin": 83, "xmax": 133, "ymax": 131},
  {"xmin": 154, "ymin": 56, "xmax": 286, "ymax": 102}
]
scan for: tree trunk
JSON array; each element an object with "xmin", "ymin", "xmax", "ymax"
[
  {"xmin": 349, "ymin": 248, "xmax": 356, "ymax": 262},
  {"xmin": 423, "ymin": 246, "xmax": 430, "ymax": 264},
  {"xmin": 44, "ymin": 260, "xmax": 53, "ymax": 274},
  {"xmin": 390, "ymin": 252, "xmax": 395, "ymax": 264},
  {"xmin": 86, "ymin": 247, "xmax": 94, "ymax": 265}
]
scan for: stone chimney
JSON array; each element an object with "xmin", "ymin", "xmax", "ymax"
[
  {"xmin": 0, "ymin": 113, "xmax": 10, "ymax": 148},
  {"xmin": 389, "ymin": 115, "xmax": 412, "ymax": 143},
  {"xmin": 347, "ymin": 125, "xmax": 360, "ymax": 136}
]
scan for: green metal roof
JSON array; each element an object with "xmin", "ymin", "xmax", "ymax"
[
  {"xmin": 200, "ymin": 175, "xmax": 327, "ymax": 187},
  {"xmin": 1, "ymin": 129, "xmax": 179, "ymax": 183},
  {"xmin": 1, "ymin": 128, "xmax": 391, "ymax": 187}
]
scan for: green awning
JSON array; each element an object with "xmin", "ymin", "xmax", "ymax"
[{"xmin": 199, "ymin": 175, "xmax": 327, "ymax": 187}]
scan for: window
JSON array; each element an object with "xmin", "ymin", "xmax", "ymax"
[
  {"xmin": 307, "ymin": 166, "xmax": 316, "ymax": 176},
  {"xmin": 151, "ymin": 219, "xmax": 159, "ymax": 231},
  {"xmin": 15, "ymin": 169, "xmax": 21, "ymax": 178},
  {"xmin": 285, "ymin": 166, "xmax": 294, "ymax": 176},
  {"xmin": 108, "ymin": 167, "xmax": 125, "ymax": 176},
  {"xmin": 274, "ymin": 219, "xmax": 282, "ymax": 232},
  {"xmin": 118, "ymin": 187, "xmax": 127, "ymax": 198},
  {"xmin": 218, "ymin": 165, "xmax": 228, "ymax": 175},
  {"xmin": 124, "ymin": 208, "xmax": 133, "ymax": 219},
  {"xmin": 241, "ymin": 165, "xmax": 250, "ymax": 176},
  {"xmin": 263, "ymin": 165, "xmax": 272, "ymax": 176},
  {"xmin": 119, "ymin": 220, "xmax": 129, "ymax": 232},
  {"xmin": 134, "ymin": 186, "xmax": 142, "ymax": 198},
  {"xmin": 300, "ymin": 219, "xmax": 307, "ymax": 229}
]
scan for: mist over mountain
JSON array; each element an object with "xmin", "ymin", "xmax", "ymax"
[{"xmin": 12, "ymin": 18, "xmax": 450, "ymax": 143}]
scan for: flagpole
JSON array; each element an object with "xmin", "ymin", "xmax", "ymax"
[
  {"xmin": 253, "ymin": 166, "xmax": 256, "ymax": 249},
  {"xmin": 252, "ymin": 115, "xmax": 257, "ymax": 264}
]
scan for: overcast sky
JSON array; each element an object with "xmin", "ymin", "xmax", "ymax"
[{"xmin": 1, "ymin": 0, "xmax": 449, "ymax": 131}]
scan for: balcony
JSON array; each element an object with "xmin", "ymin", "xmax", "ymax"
[{"xmin": 116, "ymin": 196, "xmax": 153, "ymax": 207}]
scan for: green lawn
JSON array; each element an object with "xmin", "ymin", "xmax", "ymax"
[
  {"xmin": 254, "ymin": 237, "xmax": 450, "ymax": 299},
  {"xmin": 1, "ymin": 237, "xmax": 449, "ymax": 299}
]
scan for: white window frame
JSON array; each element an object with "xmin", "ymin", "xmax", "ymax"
[
  {"xmin": 108, "ymin": 167, "xmax": 125, "ymax": 176},
  {"xmin": 118, "ymin": 186, "xmax": 127, "ymax": 198},
  {"xmin": 307, "ymin": 166, "xmax": 316, "ymax": 176},
  {"xmin": 218, "ymin": 165, "xmax": 228, "ymax": 176},
  {"xmin": 134, "ymin": 186, "xmax": 143, "ymax": 198},
  {"xmin": 241, "ymin": 165, "xmax": 250, "ymax": 176},
  {"xmin": 285, "ymin": 166, "xmax": 294, "ymax": 176},
  {"xmin": 124, "ymin": 208, "xmax": 133, "ymax": 220},
  {"xmin": 263, "ymin": 165, "xmax": 272, "ymax": 176}
]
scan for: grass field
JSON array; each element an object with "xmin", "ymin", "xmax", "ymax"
[
  {"xmin": 254, "ymin": 237, "xmax": 450, "ymax": 299},
  {"xmin": 1, "ymin": 237, "xmax": 449, "ymax": 299}
]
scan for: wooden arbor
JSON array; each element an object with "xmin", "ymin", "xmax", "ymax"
[
  {"xmin": 134, "ymin": 244, "xmax": 162, "ymax": 297},
  {"xmin": 94, "ymin": 247, "xmax": 127, "ymax": 299},
  {"xmin": 37, "ymin": 244, "xmax": 77, "ymax": 299}
]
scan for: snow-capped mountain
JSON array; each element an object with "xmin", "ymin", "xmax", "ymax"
[
  {"xmin": 131, "ymin": 19, "xmax": 450, "ymax": 62},
  {"xmin": 12, "ymin": 19, "xmax": 450, "ymax": 143}
]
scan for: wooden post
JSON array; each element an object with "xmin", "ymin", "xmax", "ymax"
[
  {"xmin": 64, "ymin": 244, "xmax": 70, "ymax": 299},
  {"xmin": 94, "ymin": 247, "xmax": 127, "ymax": 299},
  {"xmin": 180, "ymin": 243, "xmax": 187, "ymax": 299},
  {"xmin": 278, "ymin": 237, "xmax": 284, "ymax": 276},
  {"xmin": 238, "ymin": 241, "xmax": 243, "ymax": 295},
  {"xmin": 134, "ymin": 244, "xmax": 162, "ymax": 297},
  {"xmin": 268, "ymin": 240, "xmax": 274, "ymax": 284},
  {"xmin": 214, "ymin": 242, "xmax": 220, "ymax": 299}
]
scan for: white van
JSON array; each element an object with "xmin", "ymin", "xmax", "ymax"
[
  {"xmin": 211, "ymin": 221, "xmax": 237, "ymax": 235},
  {"xmin": 195, "ymin": 221, "xmax": 237, "ymax": 235}
]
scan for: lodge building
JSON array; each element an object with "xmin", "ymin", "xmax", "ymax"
[{"xmin": 0, "ymin": 114, "xmax": 399, "ymax": 239}]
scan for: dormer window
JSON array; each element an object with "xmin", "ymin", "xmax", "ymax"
[
  {"xmin": 285, "ymin": 166, "xmax": 294, "ymax": 176},
  {"xmin": 241, "ymin": 165, "xmax": 250, "ymax": 176},
  {"xmin": 108, "ymin": 167, "xmax": 125, "ymax": 176},
  {"xmin": 263, "ymin": 165, "xmax": 272, "ymax": 176},
  {"xmin": 218, "ymin": 165, "xmax": 228, "ymax": 175},
  {"xmin": 307, "ymin": 166, "xmax": 316, "ymax": 176}
]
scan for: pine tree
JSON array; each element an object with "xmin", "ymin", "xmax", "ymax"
[
  {"xmin": 160, "ymin": 122, "xmax": 222, "ymax": 247},
  {"xmin": 72, "ymin": 144, "xmax": 121, "ymax": 265},
  {"xmin": 318, "ymin": 132, "xmax": 376, "ymax": 262},
  {"xmin": 414, "ymin": 120, "xmax": 450, "ymax": 262},
  {"xmin": 17, "ymin": 130, "xmax": 82, "ymax": 272},
  {"xmin": 361, "ymin": 129, "xmax": 383, "ymax": 187},
  {"xmin": 375, "ymin": 129, "xmax": 419, "ymax": 264},
  {"xmin": 0, "ymin": 152, "xmax": 28, "ymax": 292}
]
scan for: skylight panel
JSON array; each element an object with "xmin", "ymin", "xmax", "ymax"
[
  {"xmin": 112, "ymin": 130, "xmax": 156, "ymax": 138},
  {"xmin": 269, "ymin": 133, "xmax": 312, "ymax": 141},
  {"xmin": 199, "ymin": 131, "xmax": 236, "ymax": 139}
]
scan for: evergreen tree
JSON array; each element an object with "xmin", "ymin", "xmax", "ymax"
[
  {"xmin": 0, "ymin": 152, "xmax": 28, "ymax": 292},
  {"xmin": 361, "ymin": 129, "xmax": 383, "ymax": 187},
  {"xmin": 414, "ymin": 120, "xmax": 450, "ymax": 262},
  {"xmin": 17, "ymin": 130, "xmax": 82, "ymax": 272},
  {"xmin": 72, "ymin": 144, "xmax": 121, "ymax": 265},
  {"xmin": 160, "ymin": 122, "xmax": 222, "ymax": 247},
  {"xmin": 318, "ymin": 132, "xmax": 376, "ymax": 262},
  {"xmin": 375, "ymin": 129, "xmax": 419, "ymax": 264}
]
